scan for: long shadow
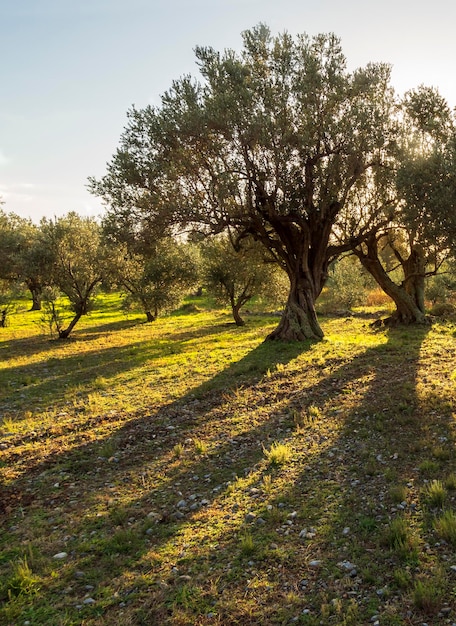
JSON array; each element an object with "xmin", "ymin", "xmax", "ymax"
[
  {"xmin": 0, "ymin": 335, "xmax": 311, "ymax": 502},
  {"xmin": 116, "ymin": 324, "xmax": 439, "ymax": 624},
  {"xmin": 0, "ymin": 317, "xmax": 258, "ymax": 413},
  {"xmin": 4, "ymin": 322, "xmax": 454, "ymax": 624}
]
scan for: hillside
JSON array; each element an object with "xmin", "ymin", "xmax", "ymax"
[{"xmin": 1, "ymin": 298, "xmax": 456, "ymax": 625}]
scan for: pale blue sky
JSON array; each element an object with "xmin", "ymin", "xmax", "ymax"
[{"xmin": 1, "ymin": 0, "xmax": 455, "ymax": 222}]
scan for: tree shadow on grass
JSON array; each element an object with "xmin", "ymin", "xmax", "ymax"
[
  {"xmin": 4, "ymin": 322, "xmax": 454, "ymax": 625},
  {"xmin": 0, "ymin": 316, "xmax": 277, "ymax": 416},
  {"xmin": 116, "ymin": 324, "xmax": 445, "ymax": 625},
  {"xmin": 0, "ymin": 332, "xmax": 312, "ymax": 498}
]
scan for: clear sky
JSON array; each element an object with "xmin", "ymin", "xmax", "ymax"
[{"xmin": 1, "ymin": 0, "xmax": 455, "ymax": 222}]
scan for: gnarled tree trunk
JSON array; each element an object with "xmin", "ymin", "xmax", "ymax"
[
  {"xmin": 231, "ymin": 302, "xmax": 245, "ymax": 326},
  {"xmin": 267, "ymin": 272, "xmax": 323, "ymax": 341},
  {"xmin": 355, "ymin": 237, "xmax": 427, "ymax": 325},
  {"xmin": 27, "ymin": 281, "xmax": 42, "ymax": 311},
  {"xmin": 403, "ymin": 244, "xmax": 426, "ymax": 316}
]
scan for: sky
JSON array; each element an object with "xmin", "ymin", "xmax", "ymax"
[{"xmin": 1, "ymin": 0, "xmax": 456, "ymax": 223}]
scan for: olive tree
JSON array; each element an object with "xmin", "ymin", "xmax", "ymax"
[
  {"xmin": 116, "ymin": 238, "xmax": 199, "ymax": 322},
  {"xmin": 0, "ymin": 209, "xmax": 51, "ymax": 310},
  {"xmin": 201, "ymin": 234, "xmax": 286, "ymax": 325},
  {"xmin": 90, "ymin": 25, "xmax": 398, "ymax": 340},
  {"xmin": 40, "ymin": 212, "xmax": 113, "ymax": 338},
  {"xmin": 351, "ymin": 86, "xmax": 456, "ymax": 324}
]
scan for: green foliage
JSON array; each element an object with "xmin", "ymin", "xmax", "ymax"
[
  {"xmin": 118, "ymin": 238, "xmax": 199, "ymax": 321},
  {"xmin": 193, "ymin": 438, "xmax": 208, "ymax": 455},
  {"xmin": 173, "ymin": 443, "xmax": 184, "ymax": 459},
  {"xmin": 426, "ymin": 271, "xmax": 456, "ymax": 304},
  {"xmin": 0, "ymin": 209, "xmax": 51, "ymax": 310},
  {"xmin": 444, "ymin": 473, "xmax": 456, "ymax": 490},
  {"xmin": 240, "ymin": 532, "xmax": 255, "ymax": 556},
  {"xmin": 422, "ymin": 479, "xmax": 447, "ymax": 508},
  {"xmin": 434, "ymin": 510, "xmax": 456, "ymax": 545},
  {"xmin": 38, "ymin": 213, "xmax": 116, "ymax": 337},
  {"xmin": 5, "ymin": 557, "xmax": 40, "ymax": 598},
  {"xmin": 382, "ymin": 517, "xmax": 418, "ymax": 560},
  {"xmin": 418, "ymin": 459, "xmax": 440, "ymax": 477},
  {"xmin": 412, "ymin": 578, "xmax": 444, "ymax": 614},
  {"xmin": 38, "ymin": 286, "xmax": 67, "ymax": 337},
  {"xmin": 90, "ymin": 25, "xmax": 398, "ymax": 340},
  {"xmin": 326, "ymin": 256, "xmax": 371, "ymax": 310},
  {"xmin": 201, "ymin": 234, "xmax": 287, "ymax": 325},
  {"xmin": 389, "ymin": 484, "xmax": 407, "ymax": 504}
]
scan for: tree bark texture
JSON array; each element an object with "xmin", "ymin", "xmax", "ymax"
[
  {"xmin": 403, "ymin": 245, "xmax": 426, "ymax": 315},
  {"xmin": 267, "ymin": 273, "xmax": 323, "ymax": 341},
  {"xmin": 145, "ymin": 310, "xmax": 156, "ymax": 322},
  {"xmin": 355, "ymin": 237, "xmax": 427, "ymax": 325},
  {"xmin": 232, "ymin": 303, "xmax": 245, "ymax": 326}
]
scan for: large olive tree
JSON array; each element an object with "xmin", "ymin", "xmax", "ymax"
[
  {"xmin": 351, "ymin": 86, "xmax": 456, "ymax": 324},
  {"xmin": 90, "ymin": 25, "xmax": 398, "ymax": 340}
]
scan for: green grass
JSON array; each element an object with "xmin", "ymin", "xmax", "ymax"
[
  {"xmin": 1, "ymin": 294, "xmax": 456, "ymax": 625},
  {"xmin": 263, "ymin": 441, "xmax": 293, "ymax": 465},
  {"xmin": 434, "ymin": 510, "xmax": 456, "ymax": 545},
  {"xmin": 422, "ymin": 479, "xmax": 447, "ymax": 508}
]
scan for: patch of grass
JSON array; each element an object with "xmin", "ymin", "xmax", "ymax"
[
  {"xmin": 104, "ymin": 528, "xmax": 143, "ymax": 556},
  {"xmin": 4, "ymin": 557, "xmax": 40, "ymax": 598},
  {"xmin": 98, "ymin": 438, "xmax": 118, "ymax": 459},
  {"xmin": 381, "ymin": 517, "xmax": 418, "ymax": 560},
  {"xmin": 389, "ymin": 484, "xmax": 407, "ymax": 504},
  {"xmin": 262, "ymin": 474, "xmax": 273, "ymax": 494},
  {"xmin": 358, "ymin": 516, "xmax": 378, "ymax": 537},
  {"xmin": 418, "ymin": 459, "xmax": 440, "ymax": 477},
  {"xmin": 240, "ymin": 532, "xmax": 255, "ymax": 556},
  {"xmin": 263, "ymin": 441, "xmax": 293, "ymax": 466},
  {"xmin": 412, "ymin": 578, "xmax": 445, "ymax": 614},
  {"xmin": 434, "ymin": 510, "xmax": 456, "ymax": 545},
  {"xmin": 1, "ymin": 415, "xmax": 24, "ymax": 434},
  {"xmin": 431, "ymin": 445, "xmax": 450, "ymax": 461},
  {"xmin": 444, "ymin": 473, "xmax": 456, "ymax": 490},
  {"xmin": 173, "ymin": 443, "xmax": 184, "ymax": 458},
  {"xmin": 422, "ymin": 479, "xmax": 446, "ymax": 508},
  {"xmin": 393, "ymin": 568, "xmax": 412, "ymax": 590},
  {"xmin": 193, "ymin": 438, "xmax": 208, "ymax": 455}
]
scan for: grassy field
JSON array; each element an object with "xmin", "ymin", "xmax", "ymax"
[{"xmin": 1, "ymin": 294, "xmax": 456, "ymax": 625}]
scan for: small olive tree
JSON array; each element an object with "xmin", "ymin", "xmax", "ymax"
[
  {"xmin": 117, "ymin": 238, "xmax": 200, "ymax": 322},
  {"xmin": 325, "ymin": 256, "xmax": 372, "ymax": 311},
  {"xmin": 201, "ymin": 235, "xmax": 287, "ymax": 325},
  {"xmin": 40, "ymin": 213, "xmax": 114, "ymax": 338}
]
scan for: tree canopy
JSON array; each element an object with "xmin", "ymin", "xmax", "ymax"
[
  {"xmin": 39, "ymin": 212, "xmax": 113, "ymax": 338},
  {"xmin": 90, "ymin": 25, "xmax": 399, "ymax": 340},
  {"xmin": 201, "ymin": 234, "xmax": 286, "ymax": 326},
  {"xmin": 351, "ymin": 85, "xmax": 456, "ymax": 325}
]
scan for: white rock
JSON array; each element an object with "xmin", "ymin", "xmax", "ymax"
[{"xmin": 53, "ymin": 552, "xmax": 68, "ymax": 560}]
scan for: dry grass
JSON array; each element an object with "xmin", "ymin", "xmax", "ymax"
[{"xmin": 1, "ymin": 294, "xmax": 456, "ymax": 625}]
